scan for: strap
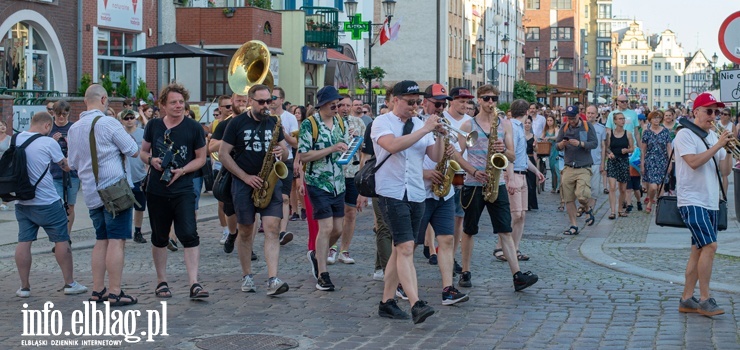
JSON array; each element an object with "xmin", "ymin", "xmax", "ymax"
[
  {"xmin": 373, "ymin": 153, "xmax": 393, "ymax": 171},
  {"xmin": 679, "ymin": 120, "xmax": 728, "ymax": 202},
  {"xmin": 700, "ymin": 137, "xmax": 728, "ymax": 202},
  {"xmin": 656, "ymin": 148, "xmax": 674, "ymax": 195},
  {"xmin": 89, "ymin": 116, "xmax": 103, "ymax": 184},
  {"xmin": 17, "ymin": 133, "xmax": 43, "ymax": 148}
]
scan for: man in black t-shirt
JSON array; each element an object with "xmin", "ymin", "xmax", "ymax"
[
  {"xmin": 140, "ymin": 83, "xmax": 209, "ymax": 300},
  {"xmin": 220, "ymin": 84, "xmax": 291, "ymax": 296}
]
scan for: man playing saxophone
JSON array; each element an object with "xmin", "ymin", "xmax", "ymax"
[
  {"xmin": 219, "ymin": 84, "xmax": 291, "ymax": 296},
  {"xmin": 454, "ymin": 85, "xmax": 539, "ymax": 292}
]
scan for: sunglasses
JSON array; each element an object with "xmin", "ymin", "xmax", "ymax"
[
  {"xmin": 47, "ymin": 108, "xmax": 54, "ymax": 112},
  {"xmin": 221, "ymin": 104, "xmax": 232, "ymax": 109},
  {"xmin": 401, "ymin": 98, "xmax": 423, "ymax": 106},
  {"xmin": 721, "ymin": 112, "xmax": 730, "ymax": 116},
  {"xmin": 429, "ymin": 100, "xmax": 448, "ymax": 108},
  {"xmin": 480, "ymin": 95, "xmax": 498, "ymax": 102},
  {"xmin": 122, "ymin": 116, "xmax": 136, "ymax": 121},
  {"xmin": 362, "ymin": 110, "xmax": 369, "ymax": 114},
  {"xmin": 329, "ymin": 104, "xmax": 338, "ymax": 111},
  {"xmin": 703, "ymin": 108, "xmax": 721, "ymax": 116},
  {"xmin": 253, "ymin": 99, "xmax": 272, "ymax": 105},
  {"xmin": 617, "ymin": 100, "xmax": 628, "ymax": 103},
  {"xmin": 271, "ymin": 96, "xmax": 278, "ymax": 100}
]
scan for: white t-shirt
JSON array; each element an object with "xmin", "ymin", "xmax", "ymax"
[
  {"xmin": 16, "ymin": 132, "xmax": 64, "ymax": 206},
  {"xmin": 372, "ymin": 112, "xmax": 435, "ymax": 202},
  {"xmin": 280, "ymin": 110, "xmax": 299, "ymax": 160},
  {"xmin": 422, "ymin": 155, "xmax": 456, "ymax": 201},
  {"xmin": 674, "ymin": 128, "xmax": 727, "ymax": 210},
  {"xmin": 443, "ymin": 111, "xmax": 472, "ymax": 153},
  {"xmin": 532, "ymin": 114, "xmax": 546, "ymax": 140}
]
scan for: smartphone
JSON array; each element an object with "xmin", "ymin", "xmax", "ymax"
[{"xmin": 562, "ymin": 137, "xmax": 570, "ymax": 141}]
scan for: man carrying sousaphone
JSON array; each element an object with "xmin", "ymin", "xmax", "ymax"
[{"xmin": 219, "ymin": 84, "xmax": 291, "ymax": 296}]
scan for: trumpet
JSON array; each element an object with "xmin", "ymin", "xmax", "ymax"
[
  {"xmin": 712, "ymin": 121, "xmax": 740, "ymax": 159},
  {"xmin": 439, "ymin": 118, "xmax": 479, "ymax": 148}
]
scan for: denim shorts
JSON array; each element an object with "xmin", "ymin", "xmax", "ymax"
[
  {"xmin": 16, "ymin": 201, "xmax": 70, "ymax": 243},
  {"xmin": 461, "ymin": 185, "xmax": 512, "ymax": 235},
  {"xmin": 53, "ymin": 176, "xmax": 80, "ymax": 206},
  {"xmin": 344, "ymin": 177, "xmax": 359, "ymax": 207},
  {"xmin": 132, "ymin": 181, "xmax": 147, "ymax": 211},
  {"xmin": 453, "ymin": 187, "xmax": 464, "ymax": 218},
  {"xmin": 232, "ymin": 177, "xmax": 283, "ymax": 225},
  {"xmin": 307, "ymin": 185, "xmax": 345, "ymax": 220},
  {"xmin": 89, "ymin": 206, "xmax": 133, "ymax": 240},
  {"xmin": 416, "ymin": 196, "xmax": 455, "ymax": 245},
  {"xmin": 378, "ymin": 195, "xmax": 425, "ymax": 246},
  {"xmin": 147, "ymin": 192, "xmax": 199, "ymax": 248}
]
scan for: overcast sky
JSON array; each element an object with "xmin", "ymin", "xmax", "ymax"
[{"xmin": 612, "ymin": 1, "xmax": 738, "ymax": 65}]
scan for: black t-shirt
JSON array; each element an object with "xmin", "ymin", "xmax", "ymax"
[
  {"xmin": 50, "ymin": 121, "xmax": 78, "ymax": 179},
  {"xmin": 143, "ymin": 117, "xmax": 206, "ymax": 196},
  {"xmin": 211, "ymin": 116, "xmax": 232, "ymax": 141},
  {"xmin": 222, "ymin": 112, "xmax": 285, "ymax": 176},
  {"xmin": 362, "ymin": 121, "xmax": 374, "ymax": 157}
]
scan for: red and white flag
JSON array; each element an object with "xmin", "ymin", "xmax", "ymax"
[
  {"xmin": 600, "ymin": 76, "xmax": 611, "ymax": 86},
  {"xmin": 584, "ymin": 71, "xmax": 591, "ymax": 83},
  {"xmin": 379, "ymin": 18, "xmax": 390, "ymax": 45},
  {"xmin": 499, "ymin": 53, "xmax": 510, "ymax": 64},
  {"xmin": 547, "ymin": 56, "xmax": 560, "ymax": 70}
]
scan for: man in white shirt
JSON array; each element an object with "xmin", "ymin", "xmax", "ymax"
[
  {"xmin": 530, "ymin": 102, "xmax": 546, "ymax": 140},
  {"xmin": 270, "ymin": 87, "xmax": 298, "ymax": 246},
  {"xmin": 674, "ymin": 92, "xmax": 731, "ymax": 317},
  {"xmin": 13, "ymin": 112, "xmax": 88, "ymax": 298}
]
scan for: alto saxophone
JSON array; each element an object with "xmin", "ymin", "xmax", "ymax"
[
  {"xmin": 482, "ymin": 113, "xmax": 510, "ymax": 203},
  {"xmin": 432, "ymin": 118, "xmax": 462, "ymax": 197},
  {"xmin": 252, "ymin": 114, "xmax": 289, "ymax": 209}
]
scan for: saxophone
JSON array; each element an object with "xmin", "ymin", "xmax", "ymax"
[
  {"xmin": 432, "ymin": 119, "xmax": 462, "ymax": 197},
  {"xmin": 482, "ymin": 112, "xmax": 510, "ymax": 203},
  {"xmin": 252, "ymin": 114, "xmax": 289, "ymax": 209}
]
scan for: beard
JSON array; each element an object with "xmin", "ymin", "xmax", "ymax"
[{"xmin": 253, "ymin": 106, "xmax": 271, "ymax": 120}]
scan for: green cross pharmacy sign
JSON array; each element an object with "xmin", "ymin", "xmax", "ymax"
[{"xmin": 343, "ymin": 14, "xmax": 370, "ymax": 40}]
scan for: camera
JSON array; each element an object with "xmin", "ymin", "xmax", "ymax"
[
  {"xmin": 159, "ymin": 147, "xmax": 180, "ymax": 183},
  {"xmin": 58, "ymin": 135, "xmax": 68, "ymax": 156}
]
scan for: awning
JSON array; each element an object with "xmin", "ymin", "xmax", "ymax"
[{"xmin": 327, "ymin": 49, "xmax": 357, "ymax": 63}]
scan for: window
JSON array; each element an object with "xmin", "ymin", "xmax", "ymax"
[
  {"xmin": 641, "ymin": 71, "xmax": 648, "ymax": 83},
  {"xmin": 640, "ymin": 55, "xmax": 648, "ymax": 65},
  {"xmin": 654, "ymin": 62, "xmax": 661, "ymax": 70},
  {"xmin": 664, "ymin": 49, "xmax": 671, "ymax": 56},
  {"xmin": 598, "ymin": 41, "xmax": 611, "ymax": 56},
  {"xmin": 526, "ymin": 27, "xmax": 540, "ymax": 41},
  {"xmin": 631, "ymin": 39, "xmax": 638, "ymax": 49},
  {"xmin": 664, "ymin": 75, "xmax": 670, "ymax": 82},
  {"xmin": 674, "ymin": 62, "xmax": 682, "ymax": 70},
  {"xmin": 630, "ymin": 71, "xmax": 637, "ymax": 83},
  {"xmin": 654, "ymin": 89, "xmax": 661, "ymax": 96},
  {"xmin": 630, "ymin": 55, "xmax": 637, "ymax": 65},
  {"xmin": 664, "ymin": 62, "xmax": 671, "ymax": 70},
  {"xmin": 551, "ymin": 0, "xmax": 571, "ymax": 9},
  {"xmin": 550, "ymin": 27, "xmax": 573, "ymax": 40},
  {"xmin": 526, "ymin": 57, "xmax": 540, "ymax": 71},
  {"xmin": 598, "ymin": 4, "xmax": 611, "ymax": 19},
  {"xmin": 675, "ymin": 76, "xmax": 681, "ymax": 83},
  {"xmin": 554, "ymin": 58, "xmax": 573, "ymax": 71},
  {"xmin": 674, "ymin": 88, "xmax": 681, "ymax": 96},
  {"xmin": 620, "ymin": 71, "xmax": 627, "ymax": 83},
  {"xmin": 598, "ymin": 60, "xmax": 611, "ymax": 76},
  {"xmin": 655, "ymin": 76, "xmax": 661, "ymax": 83},
  {"xmin": 584, "ymin": 5, "xmax": 588, "ymax": 18},
  {"xmin": 96, "ymin": 29, "xmax": 140, "ymax": 95},
  {"xmin": 526, "ymin": 0, "xmax": 540, "ymax": 10},
  {"xmin": 597, "ymin": 23, "xmax": 611, "ymax": 37},
  {"xmin": 202, "ymin": 50, "xmax": 234, "ymax": 101},
  {"xmin": 584, "ymin": 42, "xmax": 588, "ymax": 55},
  {"xmin": 664, "ymin": 89, "xmax": 670, "ymax": 96},
  {"xmin": 619, "ymin": 55, "xmax": 627, "ymax": 65}
]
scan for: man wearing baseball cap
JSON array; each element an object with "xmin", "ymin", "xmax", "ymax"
[{"xmin": 675, "ymin": 92, "xmax": 731, "ymax": 317}]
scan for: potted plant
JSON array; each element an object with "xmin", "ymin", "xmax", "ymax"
[
  {"xmin": 223, "ymin": 7, "xmax": 236, "ymax": 17},
  {"xmin": 338, "ymin": 84, "xmax": 349, "ymax": 95},
  {"xmin": 372, "ymin": 84, "xmax": 385, "ymax": 95},
  {"xmin": 306, "ymin": 19, "xmax": 315, "ymax": 30},
  {"xmin": 355, "ymin": 83, "xmax": 366, "ymax": 95},
  {"xmin": 358, "ymin": 66, "xmax": 386, "ymax": 91}
]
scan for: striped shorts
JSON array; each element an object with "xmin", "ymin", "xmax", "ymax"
[{"xmin": 678, "ymin": 205, "xmax": 718, "ymax": 249}]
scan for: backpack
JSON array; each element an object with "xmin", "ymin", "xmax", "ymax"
[{"xmin": 0, "ymin": 134, "xmax": 49, "ymax": 202}]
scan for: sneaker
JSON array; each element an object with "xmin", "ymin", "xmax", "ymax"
[
  {"xmin": 327, "ymin": 246, "xmax": 338, "ymax": 265},
  {"xmin": 241, "ymin": 274, "xmax": 256, "ymax": 292},
  {"xmin": 698, "ymin": 298, "xmax": 725, "ymax": 317},
  {"xmin": 373, "ymin": 269, "xmax": 385, "ymax": 281},
  {"xmin": 411, "ymin": 300, "xmax": 435, "ymax": 324},
  {"xmin": 678, "ymin": 296, "xmax": 700, "ymax": 313},
  {"xmin": 454, "ymin": 260, "xmax": 463, "ymax": 274},
  {"xmin": 63, "ymin": 281, "xmax": 88, "ymax": 295},
  {"xmin": 626, "ymin": 204, "xmax": 633, "ymax": 213},
  {"xmin": 636, "ymin": 202, "xmax": 643, "ymax": 211},
  {"xmin": 279, "ymin": 231, "xmax": 294, "ymax": 246},
  {"xmin": 251, "ymin": 251, "xmax": 258, "ymax": 261},
  {"xmin": 289, "ymin": 213, "xmax": 300, "ymax": 221},
  {"xmin": 133, "ymin": 231, "xmax": 147, "ymax": 244},
  {"xmin": 224, "ymin": 233, "xmax": 237, "ymax": 254},
  {"xmin": 428, "ymin": 254, "xmax": 438, "ymax": 265},
  {"xmin": 378, "ymin": 299, "xmax": 409, "ymax": 319},
  {"xmin": 395, "ymin": 284, "xmax": 408, "ymax": 300},
  {"xmin": 0, "ymin": 204, "xmax": 8, "ymax": 211},
  {"xmin": 316, "ymin": 272, "xmax": 335, "ymax": 291},
  {"xmin": 423, "ymin": 246, "xmax": 431, "ymax": 259},
  {"xmin": 300, "ymin": 208, "xmax": 307, "ymax": 220},
  {"xmin": 266, "ymin": 277, "xmax": 289, "ymax": 296},
  {"xmin": 219, "ymin": 230, "xmax": 229, "ymax": 245},
  {"xmin": 513, "ymin": 271, "xmax": 539, "ymax": 291},
  {"xmin": 16, "ymin": 287, "xmax": 30, "ymax": 298},
  {"xmin": 442, "ymin": 286, "xmax": 469, "ymax": 305},
  {"xmin": 338, "ymin": 251, "xmax": 355, "ymax": 264},
  {"xmin": 167, "ymin": 239, "xmax": 178, "ymax": 252},
  {"xmin": 307, "ymin": 251, "xmax": 319, "ymax": 280},
  {"xmin": 458, "ymin": 271, "xmax": 472, "ymax": 288}
]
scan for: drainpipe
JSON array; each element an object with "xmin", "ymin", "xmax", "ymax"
[
  {"xmin": 158, "ymin": 1, "xmax": 164, "ymax": 90},
  {"xmin": 77, "ymin": 0, "xmax": 83, "ymax": 94},
  {"xmin": 436, "ymin": 0, "xmax": 440, "ymax": 83}
]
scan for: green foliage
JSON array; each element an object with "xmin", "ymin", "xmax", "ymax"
[
  {"xmin": 513, "ymin": 80, "xmax": 536, "ymax": 103},
  {"xmin": 247, "ymin": 0, "xmax": 272, "ymax": 9},
  {"xmin": 497, "ymin": 102, "xmax": 510, "ymax": 113},
  {"xmin": 78, "ymin": 73, "xmax": 92, "ymax": 96},
  {"xmin": 135, "ymin": 78, "xmax": 149, "ymax": 103},
  {"xmin": 100, "ymin": 75, "xmax": 114, "ymax": 97},
  {"xmin": 358, "ymin": 67, "xmax": 386, "ymax": 85},
  {"xmin": 116, "ymin": 75, "xmax": 131, "ymax": 98}
]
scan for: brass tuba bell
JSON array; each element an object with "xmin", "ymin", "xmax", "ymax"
[{"xmin": 227, "ymin": 40, "xmax": 275, "ymax": 95}]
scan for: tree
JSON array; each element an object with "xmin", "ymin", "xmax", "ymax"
[
  {"xmin": 116, "ymin": 76, "xmax": 131, "ymax": 98},
  {"xmin": 247, "ymin": 0, "xmax": 271, "ymax": 9},
  {"xmin": 78, "ymin": 73, "xmax": 92, "ymax": 96},
  {"xmin": 135, "ymin": 78, "xmax": 149, "ymax": 104},
  {"xmin": 101, "ymin": 75, "xmax": 114, "ymax": 97},
  {"xmin": 513, "ymin": 80, "xmax": 536, "ymax": 103}
]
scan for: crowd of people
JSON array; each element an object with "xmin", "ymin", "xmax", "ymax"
[{"xmin": 6, "ymin": 80, "xmax": 737, "ymax": 321}]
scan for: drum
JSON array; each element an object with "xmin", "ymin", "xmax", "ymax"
[
  {"xmin": 536, "ymin": 141, "xmax": 552, "ymax": 156},
  {"xmin": 452, "ymin": 171, "xmax": 466, "ymax": 186}
]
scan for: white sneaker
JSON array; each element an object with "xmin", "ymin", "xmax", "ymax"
[
  {"xmin": 0, "ymin": 204, "xmax": 8, "ymax": 211},
  {"xmin": 63, "ymin": 281, "xmax": 88, "ymax": 295},
  {"xmin": 327, "ymin": 246, "xmax": 338, "ymax": 265},
  {"xmin": 16, "ymin": 288, "xmax": 30, "ymax": 298},
  {"xmin": 266, "ymin": 277, "xmax": 289, "ymax": 296},
  {"xmin": 220, "ymin": 230, "xmax": 229, "ymax": 245},
  {"xmin": 338, "ymin": 251, "xmax": 355, "ymax": 264},
  {"xmin": 241, "ymin": 274, "xmax": 256, "ymax": 292},
  {"xmin": 373, "ymin": 269, "xmax": 384, "ymax": 281}
]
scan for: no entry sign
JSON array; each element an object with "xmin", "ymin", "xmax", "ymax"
[{"xmin": 718, "ymin": 11, "xmax": 740, "ymax": 64}]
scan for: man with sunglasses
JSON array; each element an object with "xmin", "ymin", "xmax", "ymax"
[
  {"xmin": 49, "ymin": 100, "xmax": 80, "ymax": 245},
  {"xmin": 299, "ymin": 86, "xmax": 349, "ymax": 292},
  {"xmin": 674, "ymin": 92, "xmax": 732, "ymax": 317},
  {"xmin": 270, "ymin": 86, "xmax": 298, "ymax": 246},
  {"xmin": 219, "ymin": 84, "xmax": 290, "ymax": 296},
  {"xmin": 121, "ymin": 109, "xmax": 147, "ymax": 244},
  {"xmin": 373, "ymin": 80, "xmax": 444, "ymax": 324},
  {"xmin": 209, "ymin": 95, "xmax": 231, "ymax": 244}
]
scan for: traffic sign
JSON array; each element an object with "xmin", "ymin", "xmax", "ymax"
[
  {"xmin": 718, "ymin": 69, "xmax": 740, "ymax": 102},
  {"xmin": 718, "ymin": 12, "xmax": 740, "ymax": 64}
]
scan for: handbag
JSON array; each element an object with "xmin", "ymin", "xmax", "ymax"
[
  {"xmin": 655, "ymin": 124, "xmax": 728, "ymax": 230},
  {"xmin": 354, "ymin": 153, "xmax": 392, "ymax": 198},
  {"xmin": 202, "ymin": 157, "xmax": 214, "ymax": 192},
  {"xmin": 212, "ymin": 167, "xmax": 232, "ymax": 203},
  {"xmin": 90, "ymin": 116, "xmax": 139, "ymax": 218}
]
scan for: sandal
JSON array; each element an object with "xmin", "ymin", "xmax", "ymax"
[
  {"xmin": 493, "ymin": 248, "xmax": 507, "ymax": 262},
  {"xmin": 557, "ymin": 204, "xmax": 564, "ymax": 212},
  {"xmin": 563, "ymin": 226, "xmax": 580, "ymax": 235},
  {"xmin": 584, "ymin": 209, "xmax": 595, "ymax": 226},
  {"xmin": 155, "ymin": 282, "xmax": 172, "ymax": 298},
  {"xmin": 608, "ymin": 213, "xmax": 616, "ymax": 220},
  {"xmin": 517, "ymin": 250, "xmax": 530, "ymax": 261},
  {"xmin": 618, "ymin": 211, "xmax": 629, "ymax": 217},
  {"xmin": 576, "ymin": 207, "xmax": 585, "ymax": 217},
  {"xmin": 603, "ymin": 189, "xmax": 609, "ymax": 194},
  {"xmin": 108, "ymin": 290, "xmax": 138, "ymax": 307},
  {"xmin": 88, "ymin": 287, "xmax": 108, "ymax": 303},
  {"xmin": 189, "ymin": 283, "xmax": 209, "ymax": 299}
]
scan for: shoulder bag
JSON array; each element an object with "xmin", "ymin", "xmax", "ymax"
[
  {"xmin": 354, "ymin": 153, "xmax": 392, "ymax": 198},
  {"xmin": 90, "ymin": 116, "xmax": 139, "ymax": 218}
]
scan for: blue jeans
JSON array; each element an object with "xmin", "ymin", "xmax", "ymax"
[
  {"xmin": 89, "ymin": 206, "xmax": 133, "ymax": 240},
  {"xmin": 16, "ymin": 200, "xmax": 69, "ymax": 242}
]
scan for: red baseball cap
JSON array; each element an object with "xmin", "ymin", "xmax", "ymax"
[
  {"xmin": 424, "ymin": 84, "xmax": 452, "ymax": 100},
  {"xmin": 450, "ymin": 87, "xmax": 474, "ymax": 99},
  {"xmin": 692, "ymin": 92, "xmax": 725, "ymax": 111}
]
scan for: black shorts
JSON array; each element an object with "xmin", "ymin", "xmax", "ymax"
[
  {"xmin": 231, "ymin": 177, "xmax": 283, "ymax": 226},
  {"xmin": 344, "ymin": 177, "xmax": 358, "ymax": 207},
  {"xmin": 223, "ymin": 200, "xmax": 235, "ymax": 216},
  {"xmin": 132, "ymin": 181, "xmax": 147, "ymax": 212},
  {"xmin": 307, "ymin": 185, "xmax": 345, "ymax": 220},
  {"xmin": 378, "ymin": 195, "xmax": 425, "ymax": 246},
  {"xmin": 461, "ymin": 185, "xmax": 512, "ymax": 235},
  {"xmin": 627, "ymin": 175, "xmax": 642, "ymax": 191},
  {"xmin": 280, "ymin": 159, "xmax": 294, "ymax": 196},
  {"xmin": 147, "ymin": 192, "xmax": 199, "ymax": 248}
]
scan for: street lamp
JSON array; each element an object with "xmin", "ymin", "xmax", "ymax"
[
  {"xmin": 476, "ymin": 33, "xmax": 509, "ymax": 100},
  {"xmin": 345, "ymin": 0, "xmax": 396, "ymax": 111}
]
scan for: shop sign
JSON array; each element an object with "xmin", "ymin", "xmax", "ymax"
[
  {"xmin": 98, "ymin": 0, "xmax": 143, "ymax": 31},
  {"xmin": 301, "ymin": 46, "xmax": 328, "ymax": 65}
]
